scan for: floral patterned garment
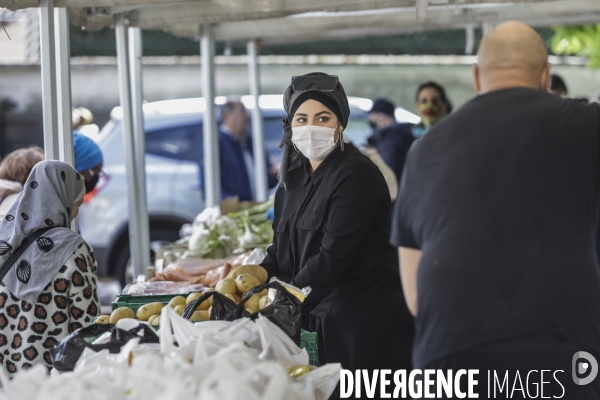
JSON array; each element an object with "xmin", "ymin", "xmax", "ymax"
[{"xmin": 0, "ymin": 241, "xmax": 99, "ymax": 374}]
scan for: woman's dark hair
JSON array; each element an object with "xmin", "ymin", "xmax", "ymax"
[
  {"xmin": 415, "ymin": 81, "xmax": 453, "ymax": 114},
  {"xmin": 550, "ymin": 74, "xmax": 568, "ymax": 96}
]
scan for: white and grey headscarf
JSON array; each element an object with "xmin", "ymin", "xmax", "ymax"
[{"xmin": 0, "ymin": 161, "xmax": 85, "ymax": 304}]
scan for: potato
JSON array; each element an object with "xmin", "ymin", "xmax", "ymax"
[
  {"xmin": 96, "ymin": 315, "xmax": 110, "ymax": 324},
  {"xmin": 245, "ymin": 307, "xmax": 257, "ymax": 315},
  {"xmin": 244, "ymin": 293, "xmax": 261, "ymax": 311},
  {"xmin": 289, "ymin": 365, "xmax": 311, "ymax": 378},
  {"xmin": 285, "ymin": 286, "xmax": 306, "ymax": 302},
  {"xmin": 136, "ymin": 302, "xmax": 163, "ymax": 321},
  {"xmin": 148, "ymin": 315, "xmax": 160, "ymax": 325},
  {"xmin": 223, "ymin": 294, "xmax": 237, "ymax": 304},
  {"xmin": 259, "ymin": 295, "xmax": 270, "ymax": 310},
  {"xmin": 174, "ymin": 305, "xmax": 185, "ymax": 316},
  {"xmin": 231, "ymin": 265, "xmax": 268, "ymax": 284},
  {"xmin": 190, "ymin": 310, "xmax": 210, "ymax": 321},
  {"xmin": 168, "ymin": 296, "xmax": 186, "ymax": 308},
  {"xmin": 234, "ymin": 295, "xmax": 242, "ymax": 304},
  {"xmin": 204, "ymin": 289, "xmax": 215, "ymax": 306},
  {"xmin": 110, "ymin": 307, "xmax": 135, "ymax": 324},
  {"xmin": 256, "ymin": 289, "xmax": 268, "ymax": 297},
  {"xmin": 195, "ymin": 299, "xmax": 210, "ymax": 311},
  {"xmin": 186, "ymin": 292, "xmax": 203, "ymax": 305},
  {"xmin": 152, "ymin": 316, "xmax": 161, "ymax": 326},
  {"xmin": 235, "ymin": 274, "xmax": 260, "ymax": 293},
  {"xmin": 216, "ymin": 278, "xmax": 237, "ymax": 295}
]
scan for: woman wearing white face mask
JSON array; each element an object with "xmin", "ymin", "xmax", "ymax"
[{"xmin": 260, "ymin": 73, "xmax": 414, "ymax": 389}]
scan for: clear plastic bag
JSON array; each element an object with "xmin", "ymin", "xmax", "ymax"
[{"xmin": 254, "ymin": 315, "xmax": 308, "ymax": 366}]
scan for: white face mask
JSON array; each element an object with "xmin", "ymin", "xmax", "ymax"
[{"xmin": 291, "ymin": 125, "xmax": 339, "ymax": 161}]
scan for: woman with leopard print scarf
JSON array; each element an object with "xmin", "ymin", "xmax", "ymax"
[{"xmin": 0, "ymin": 161, "xmax": 99, "ymax": 374}]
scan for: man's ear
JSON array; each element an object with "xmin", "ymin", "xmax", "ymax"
[
  {"xmin": 473, "ymin": 64, "xmax": 482, "ymax": 94},
  {"xmin": 541, "ymin": 63, "xmax": 551, "ymax": 92}
]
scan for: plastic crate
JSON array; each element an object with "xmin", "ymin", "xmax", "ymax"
[
  {"xmin": 111, "ymin": 293, "xmax": 189, "ymax": 312},
  {"xmin": 300, "ymin": 330, "xmax": 319, "ymax": 366}
]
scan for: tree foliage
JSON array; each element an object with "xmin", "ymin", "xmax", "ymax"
[{"xmin": 552, "ymin": 25, "xmax": 600, "ymax": 67}]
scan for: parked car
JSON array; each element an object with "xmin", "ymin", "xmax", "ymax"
[{"xmin": 78, "ymin": 95, "xmax": 419, "ymax": 286}]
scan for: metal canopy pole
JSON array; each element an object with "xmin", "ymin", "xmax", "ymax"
[
  {"xmin": 54, "ymin": 8, "xmax": 78, "ymax": 232},
  {"xmin": 115, "ymin": 14, "xmax": 148, "ymax": 279},
  {"xmin": 201, "ymin": 23, "xmax": 220, "ymax": 207},
  {"xmin": 55, "ymin": 8, "xmax": 74, "ymax": 166},
  {"xmin": 247, "ymin": 40, "xmax": 268, "ymax": 202},
  {"xmin": 128, "ymin": 26, "xmax": 151, "ymax": 272},
  {"xmin": 39, "ymin": 0, "xmax": 60, "ymax": 160},
  {"xmin": 465, "ymin": 24, "xmax": 475, "ymax": 55}
]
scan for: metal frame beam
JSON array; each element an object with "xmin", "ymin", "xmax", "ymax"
[
  {"xmin": 54, "ymin": 7, "xmax": 78, "ymax": 231},
  {"xmin": 39, "ymin": 0, "xmax": 59, "ymax": 160},
  {"xmin": 247, "ymin": 40, "xmax": 268, "ymax": 202},
  {"xmin": 115, "ymin": 14, "xmax": 149, "ymax": 279},
  {"xmin": 128, "ymin": 26, "xmax": 151, "ymax": 273},
  {"xmin": 201, "ymin": 23, "xmax": 220, "ymax": 207}
]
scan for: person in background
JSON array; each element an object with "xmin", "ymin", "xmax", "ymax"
[
  {"xmin": 412, "ymin": 81, "xmax": 452, "ymax": 138},
  {"xmin": 0, "ymin": 147, "xmax": 44, "ymax": 220},
  {"xmin": 73, "ymin": 131, "xmax": 103, "ymax": 194},
  {"xmin": 72, "ymin": 107, "xmax": 99, "ymax": 137},
  {"xmin": 366, "ymin": 98, "xmax": 415, "ymax": 185},
  {"xmin": 393, "ymin": 21, "xmax": 600, "ymax": 398},
  {"xmin": 550, "ymin": 73, "xmax": 568, "ymax": 97},
  {"xmin": 198, "ymin": 99, "xmax": 277, "ymax": 201},
  {"xmin": 0, "ymin": 161, "xmax": 99, "ymax": 374}
]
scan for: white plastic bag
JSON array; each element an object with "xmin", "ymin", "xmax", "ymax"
[
  {"xmin": 197, "ymin": 342, "xmax": 311, "ymax": 400},
  {"xmin": 159, "ymin": 306, "xmax": 200, "ymax": 359},
  {"xmin": 255, "ymin": 315, "xmax": 309, "ymax": 367},
  {"xmin": 298, "ymin": 363, "xmax": 343, "ymax": 400}
]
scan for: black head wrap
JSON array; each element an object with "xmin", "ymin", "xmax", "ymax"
[{"xmin": 279, "ymin": 72, "xmax": 351, "ymax": 190}]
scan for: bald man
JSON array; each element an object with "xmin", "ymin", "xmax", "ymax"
[{"xmin": 392, "ymin": 22, "xmax": 600, "ymax": 398}]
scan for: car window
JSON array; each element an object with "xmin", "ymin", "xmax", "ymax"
[
  {"xmin": 146, "ymin": 124, "xmax": 201, "ymax": 161},
  {"xmin": 343, "ymin": 118, "xmax": 372, "ymax": 148}
]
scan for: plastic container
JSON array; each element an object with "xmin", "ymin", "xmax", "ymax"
[
  {"xmin": 300, "ymin": 329, "xmax": 319, "ymax": 366},
  {"xmin": 111, "ymin": 294, "xmax": 183, "ymax": 312}
]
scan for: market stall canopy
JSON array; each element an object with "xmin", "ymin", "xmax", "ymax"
[
  {"xmin": 208, "ymin": 0, "xmax": 600, "ymax": 44},
  {"xmin": 5, "ymin": 0, "xmax": 598, "ymax": 38}
]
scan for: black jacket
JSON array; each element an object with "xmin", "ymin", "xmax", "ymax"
[
  {"xmin": 261, "ymin": 143, "xmax": 399, "ymax": 313},
  {"xmin": 261, "ymin": 142, "xmax": 414, "ymax": 372},
  {"xmin": 367, "ymin": 122, "xmax": 415, "ymax": 181}
]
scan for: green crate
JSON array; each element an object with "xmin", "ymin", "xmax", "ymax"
[
  {"xmin": 300, "ymin": 330, "xmax": 319, "ymax": 366},
  {"xmin": 111, "ymin": 293, "xmax": 194, "ymax": 312}
]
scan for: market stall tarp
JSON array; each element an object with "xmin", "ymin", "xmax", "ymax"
[
  {"xmin": 208, "ymin": 0, "xmax": 600, "ymax": 44},
  {"xmin": 4, "ymin": 0, "xmax": 596, "ymax": 38}
]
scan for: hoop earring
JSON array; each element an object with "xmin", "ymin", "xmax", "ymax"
[{"xmin": 338, "ymin": 126, "xmax": 344, "ymax": 151}]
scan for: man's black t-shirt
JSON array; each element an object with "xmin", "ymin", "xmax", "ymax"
[{"xmin": 391, "ymin": 88, "xmax": 600, "ymax": 368}]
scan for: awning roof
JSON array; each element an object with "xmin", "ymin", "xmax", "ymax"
[
  {"xmin": 4, "ymin": 0, "xmax": 599, "ymax": 42},
  {"xmin": 1, "ymin": 1, "xmax": 599, "ymax": 43},
  {"xmin": 80, "ymin": 0, "xmax": 600, "ymax": 41}
]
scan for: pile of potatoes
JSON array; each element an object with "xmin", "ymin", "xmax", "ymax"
[
  {"xmin": 214, "ymin": 264, "xmax": 271, "ymax": 314},
  {"xmin": 96, "ymin": 264, "xmax": 271, "ymax": 326}
]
